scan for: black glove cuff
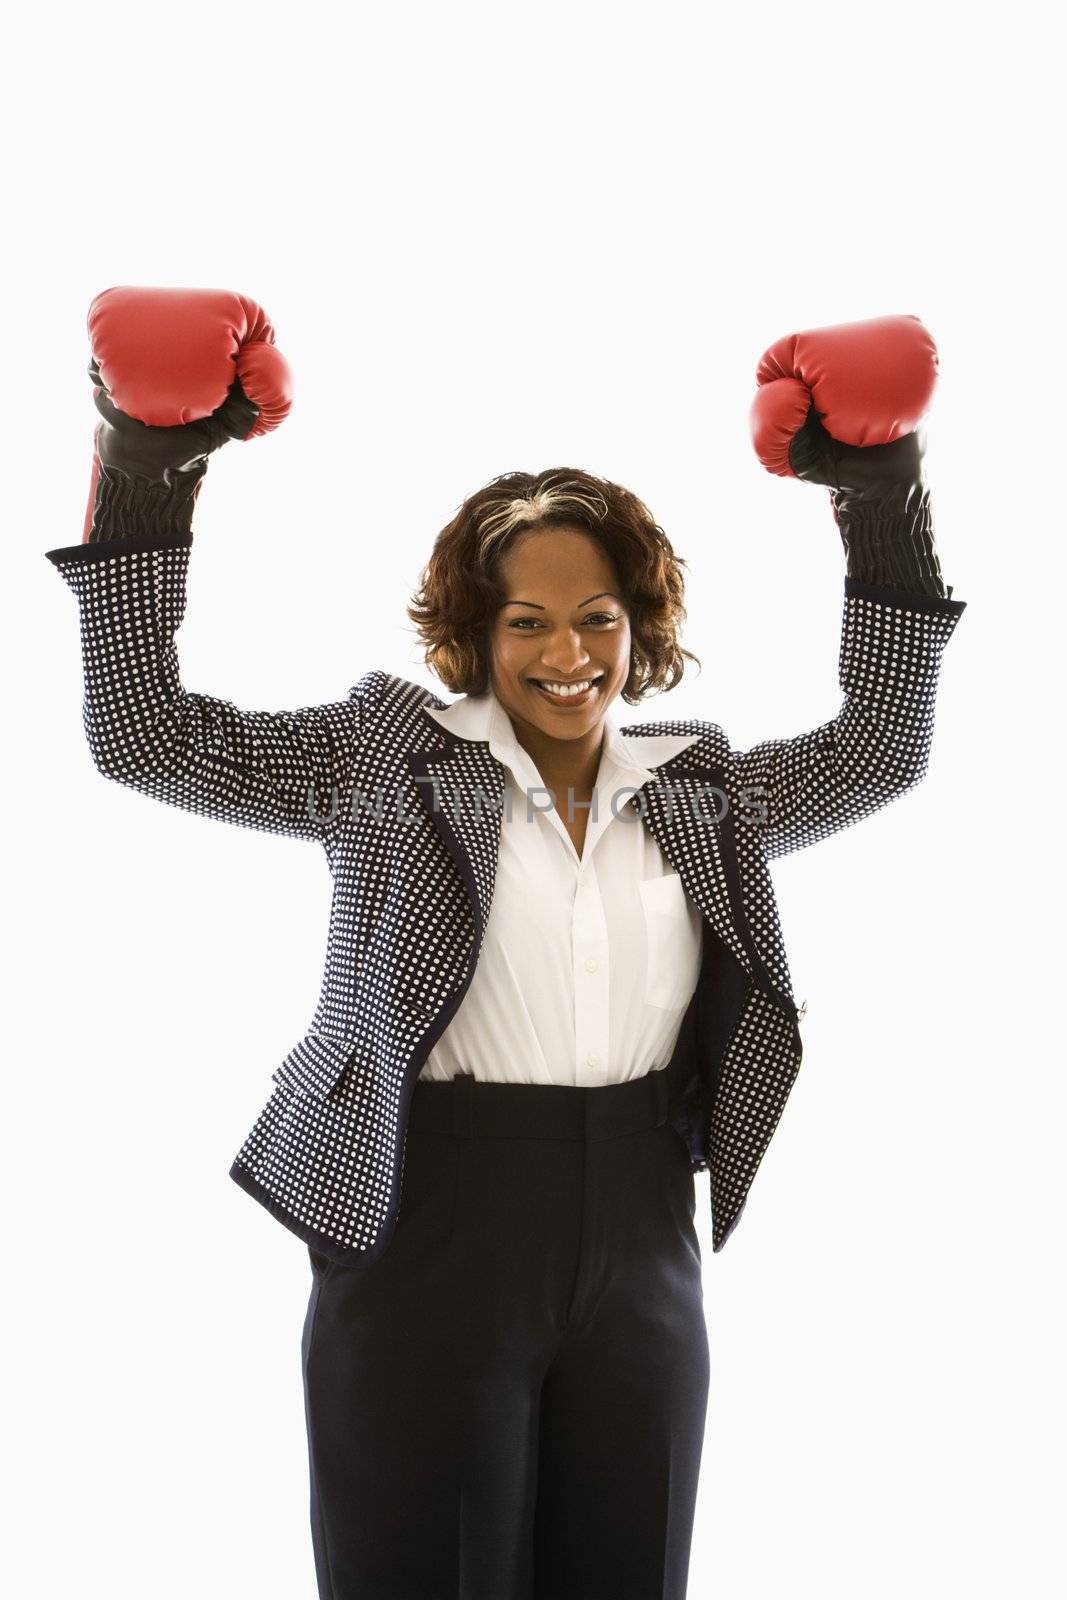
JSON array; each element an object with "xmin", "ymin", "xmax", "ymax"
[
  {"xmin": 834, "ymin": 494, "xmax": 947, "ymax": 599},
  {"xmin": 88, "ymin": 460, "xmax": 207, "ymax": 543}
]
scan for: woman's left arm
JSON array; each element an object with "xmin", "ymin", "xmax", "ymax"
[
  {"xmin": 725, "ymin": 575, "xmax": 966, "ymax": 861},
  {"xmin": 727, "ymin": 314, "xmax": 968, "ymax": 859}
]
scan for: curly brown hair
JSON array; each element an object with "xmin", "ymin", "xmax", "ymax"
[{"xmin": 406, "ymin": 467, "xmax": 701, "ymax": 706}]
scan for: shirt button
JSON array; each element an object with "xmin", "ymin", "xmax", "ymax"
[
  {"xmin": 584, "ymin": 957, "xmax": 598, "ymax": 973},
  {"xmin": 587, "ymin": 1053, "xmax": 599, "ymax": 1067}
]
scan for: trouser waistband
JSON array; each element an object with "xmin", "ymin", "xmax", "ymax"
[{"xmin": 409, "ymin": 1066, "xmax": 679, "ymax": 1143}]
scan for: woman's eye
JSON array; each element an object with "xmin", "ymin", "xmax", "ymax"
[
  {"xmin": 506, "ymin": 614, "xmax": 621, "ymax": 630},
  {"xmin": 505, "ymin": 611, "xmax": 620, "ymax": 630}
]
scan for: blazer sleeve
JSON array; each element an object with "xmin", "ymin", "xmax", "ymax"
[
  {"xmin": 723, "ymin": 575, "xmax": 968, "ymax": 861},
  {"xmin": 46, "ymin": 529, "xmax": 382, "ymax": 843}
]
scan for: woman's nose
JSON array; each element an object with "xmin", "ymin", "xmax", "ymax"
[{"xmin": 539, "ymin": 633, "xmax": 590, "ymax": 671}]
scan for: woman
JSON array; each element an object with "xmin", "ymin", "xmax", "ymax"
[{"xmin": 48, "ymin": 288, "xmax": 966, "ymax": 1600}]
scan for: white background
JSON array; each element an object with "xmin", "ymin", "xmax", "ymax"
[{"xmin": 3, "ymin": 2, "xmax": 1063, "ymax": 1596}]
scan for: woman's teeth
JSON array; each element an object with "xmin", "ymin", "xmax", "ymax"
[{"xmin": 531, "ymin": 677, "xmax": 600, "ymax": 700}]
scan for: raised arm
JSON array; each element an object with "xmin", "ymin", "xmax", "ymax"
[
  {"xmin": 47, "ymin": 529, "xmax": 381, "ymax": 840},
  {"xmin": 47, "ymin": 286, "xmax": 376, "ymax": 843},
  {"xmin": 728, "ymin": 314, "xmax": 968, "ymax": 860}
]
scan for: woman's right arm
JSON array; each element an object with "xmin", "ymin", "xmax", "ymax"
[
  {"xmin": 46, "ymin": 528, "xmax": 384, "ymax": 842},
  {"xmin": 48, "ymin": 286, "xmax": 381, "ymax": 843}
]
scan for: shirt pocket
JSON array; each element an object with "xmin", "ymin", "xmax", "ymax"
[{"xmin": 638, "ymin": 872, "xmax": 701, "ymax": 1011}]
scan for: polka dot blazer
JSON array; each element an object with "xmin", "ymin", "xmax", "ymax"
[{"xmin": 46, "ymin": 529, "xmax": 967, "ymax": 1266}]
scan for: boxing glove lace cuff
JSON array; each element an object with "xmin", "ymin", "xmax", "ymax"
[
  {"xmin": 87, "ymin": 459, "xmax": 208, "ymax": 542},
  {"xmin": 836, "ymin": 497, "xmax": 946, "ymax": 598}
]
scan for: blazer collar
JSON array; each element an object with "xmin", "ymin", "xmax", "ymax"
[{"xmin": 422, "ymin": 685, "xmax": 701, "ymax": 789}]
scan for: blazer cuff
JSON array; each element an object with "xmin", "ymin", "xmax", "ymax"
[
  {"xmin": 843, "ymin": 574, "xmax": 967, "ymax": 617},
  {"xmin": 45, "ymin": 529, "xmax": 194, "ymax": 567}
]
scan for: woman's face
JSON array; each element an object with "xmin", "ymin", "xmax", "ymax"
[{"xmin": 489, "ymin": 525, "xmax": 632, "ymax": 743}]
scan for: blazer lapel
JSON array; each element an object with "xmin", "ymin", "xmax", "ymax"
[
  {"xmin": 635, "ymin": 746, "xmax": 796, "ymax": 1018},
  {"xmin": 404, "ymin": 732, "xmax": 505, "ymax": 957}
]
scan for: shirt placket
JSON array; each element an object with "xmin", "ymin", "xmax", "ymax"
[
  {"xmin": 489, "ymin": 713, "xmax": 654, "ymax": 1088},
  {"xmin": 572, "ymin": 855, "xmax": 611, "ymax": 1084}
]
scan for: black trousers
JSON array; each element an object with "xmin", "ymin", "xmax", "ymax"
[{"xmin": 301, "ymin": 1067, "xmax": 711, "ymax": 1600}]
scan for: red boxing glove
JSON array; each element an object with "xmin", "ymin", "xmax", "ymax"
[
  {"xmin": 748, "ymin": 314, "xmax": 945, "ymax": 595},
  {"xmin": 83, "ymin": 286, "xmax": 293, "ymax": 542},
  {"xmin": 749, "ymin": 313, "xmax": 936, "ymax": 472}
]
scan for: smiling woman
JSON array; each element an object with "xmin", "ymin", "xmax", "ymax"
[
  {"xmin": 406, "ymin": 467, "xmax": 702, "ymax": 704},
  {"xmin": 45, "ymin": 290, "xmax": 968, "ymax": 1600},
  {"xmin": 405, "ymin": 468, "xmax": 704, "ymax": 838}
]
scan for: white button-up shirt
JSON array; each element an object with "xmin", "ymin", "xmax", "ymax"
[{"xmin": 418, "ymin": 686, "xmax": 704, "ymax": 1087}]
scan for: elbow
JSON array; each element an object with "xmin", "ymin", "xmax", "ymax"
[
  {"xmin": 854, "ymin": 727, "xmax": 934, "ymax": 799},
  {"xmin": 86, "ymin": 729, "xmax": 125, "ymax": 784},
  {"xmin": 84, "ymin": 696, "xmax": 185, "ymax": 787},
  {"xmin": 89, "ymin": 747, "xmax": 138, "ymax": 788},
  {"xmin": 86, "ymin": 727, "xmax": 156, "ymax": 789},
  {"xmin": 878, "ymin": 750, "xmax": 931, "ymax": 799},
  {"xmin": 893, "ymin": 736, "xmax": 934, "ymax": 794}
]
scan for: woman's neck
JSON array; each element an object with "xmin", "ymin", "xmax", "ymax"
[{"xmin": 507, "ymin": 713, "xmax": 605, "ymax": 801}]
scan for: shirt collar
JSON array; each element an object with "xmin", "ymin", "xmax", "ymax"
[{"xmin": 422, "ymin": 684, "xmax": 701, "ymax": 790}]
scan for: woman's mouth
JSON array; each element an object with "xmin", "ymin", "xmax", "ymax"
[{"xmin": 527, "ymin": 674, "xmax": 604, "ymax": 708}]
